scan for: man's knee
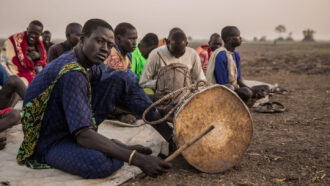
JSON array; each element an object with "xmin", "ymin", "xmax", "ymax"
[
  {"xmin": 0, "ymin": 109, "xmax": 20, "ymax": 132},
  {"xmin": 5, "ymin": 75, "xmax": 21, "ymax": 86},
  {"xmin": 8, "ymin": 109, "xmax": 21, "ymax": 124},
  {"xmin": 82, "ymin": 158, "xmax": 124, "ymax": 179},
  {"xmin": 235, "ymin": 87, "xmax": 253, "ymax": 101},
  {"xmin": 5, "ymin": 109, "xmax": 21, "ymax": 127},
  {"xmin": 223, "ymin": 84, "xmax": 235, "ymax": 91}
]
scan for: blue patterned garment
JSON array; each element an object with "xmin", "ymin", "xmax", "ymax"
[{"xmin": 24, "ymin": 50, "xmax": 154, "ymax": 178}]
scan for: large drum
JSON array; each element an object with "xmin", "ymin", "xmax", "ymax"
[{"xmin": 173, "ymin": 85, "xmax": 253, "ymax": 173}]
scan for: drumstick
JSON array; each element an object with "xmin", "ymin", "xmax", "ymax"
[
  {"xmin": 135, "ymin": 125, "xmax": 215, "ymax": 179},
  {"xmin": 165, "ymin": 125, "xmax": 214, "ymax": 162},
  {"xmin": 157, "ymin": 51, "xmax": 168, "ymax": 66}
]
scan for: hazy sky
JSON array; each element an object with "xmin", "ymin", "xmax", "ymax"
[{"xmin": 0, "ymin": 0, "xmax": 329, "ymax": 40}]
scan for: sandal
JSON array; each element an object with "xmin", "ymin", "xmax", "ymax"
[
  {"xmin": 254, "ymin": 102, "xmax": 286, "ymax": 113},
  {"xmin": 271, "ymin": 101, "xmax": 286, "ymax": 112}
]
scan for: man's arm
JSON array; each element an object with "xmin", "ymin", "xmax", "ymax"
[
  {"xmin": 47, "ymin": 45, "xmax": 58, "ymax": 63},
  {"xmin": 75, "ymin": 128, "xmax": 171, "ymax": 177},
  {"xmin": 214, "ymin": 52, "xmax": 230, "ymax": 84},
  {"xmin": 139, "ymin": 50, "xmax": 159, "ymax": 89},
  {"xmin": 190, "ymin": 49, "xmax": 206, "ymax": 82},
  {"xmin": 235, "ymin": 52, "xmax": 247, "ymax": 87}
]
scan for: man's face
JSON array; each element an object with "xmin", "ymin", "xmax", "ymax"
[
  {"xmin": 67, "ymin": 26, "xmax": 82, "ymax": 47},
  {"xmin": 228, "ymin": 30, "xmax": 242, "ymax": 48},
  {"xmin": 140, "ymin": 44, "xmax": 157, "ymax": 59},
  {"xmin": 81, "ymin": 26, "xmax": 114, "ymax": 66},
  {"xmin": 26, "ymin": 24, "xmax": 43, "ymax": 45},
  {"xmin": 117, "ymin": 28, "xmax": 137, "ymax": 53},
  {"xmin": 42, "ymin": 33, "xmax": 51, "ymax": 44},
  {"xmin": 209, "ymin": 37, "xmax": 222, "ymax": 51},
  {"xmin": 168, "ymin": 39, "xmax": 187, "ymax": 58}
]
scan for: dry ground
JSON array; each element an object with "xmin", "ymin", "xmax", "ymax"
[{"xmin": 125, "ymin": 42, "xmax": 330, "ymax": 185}]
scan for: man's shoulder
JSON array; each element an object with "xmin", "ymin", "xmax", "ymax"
[
  {"xmin": 214, "ymin": 51, "xmax": 228, "ymax": 64},
  {"xmin": 148, "ymin": 46, "xmax": 164, "ymax": 58},
  {"xmin": 186, "ymin": 46, "xmax": 198, "ymax": 54},
  {"xmin": 110, "ymin": 47, "xmax": 120, "ymax": 57},
  {"xmin": 216, "ymin": 50, "xmax": 227, "ymax": 57},
  {"xmin": 8, "ymin": 32, "xmax": 23, "ymax": 39},
  {"xmin": 49, "ymin": 42, "xmax": 64, "ymax": 51},
  {"xmin": 51, "ymin": 50, "xmax": 77, "ymax": 64}
]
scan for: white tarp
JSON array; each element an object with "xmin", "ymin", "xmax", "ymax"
[{"xmin": 0, "ymin": 120, "xmax": 168, "ymax": 186}]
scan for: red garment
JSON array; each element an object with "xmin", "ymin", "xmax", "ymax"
[
  {"xmin": 9, "ymin": 31, "xmax": 47, "ymax": 83},
  {"xmin": 0, "ymin": 107, "xmax": 11, "ymax": 114},
  {"xmin": 196, "ymin": 45, "xmax": 212, "ymax": 73}
]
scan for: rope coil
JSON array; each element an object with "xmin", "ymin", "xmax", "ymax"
[{"xmin": 142, "ymin": 80, "xmax": 210, "ymax": 125}]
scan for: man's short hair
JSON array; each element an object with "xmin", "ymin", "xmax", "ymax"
[
  {"xmin": 167, "ymin": 27, "xmax": 187, "ymax": 42},
  {"xmin": 81, "ymin": 19, "xmax": 113, "ymax": 38},
  {"xmin": 141, "ymin": 33, "xmax": 158, "ymax": 47},
  {"xmin": 42, "ymin": 30, "xmax": 51, "ymax": 35},
  {"xmin": 221, "ymin": 26, "xmax": 240, "ymax": 42},
  {"xmin": 65, "ymin": 22, "xmax": 82, "ymax": 36},
  {"xmin": 168, "ymin": 27, "xmax": 184, "ymax": 39},
  {"xmin": 29, "ymin": 20, "xmax": 43, "ymax": 28},
  {"xmin": 209, "ymin": 33, "xmax": 220, "ymax": 41},
  {"xmin": 114, "ymin": 22, "xmax": 136, "ymax": 37}
]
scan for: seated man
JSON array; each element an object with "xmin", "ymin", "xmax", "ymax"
[
  {"xmin": 196, "ymin": 33, "xmax": 222, "ymax": 73},
  {"xmin": 42, "ymin": 30, "xmax": 54, "ymax": 54},
  {"xmin": 0, "ymin": 64, "xmax": 26, "ymax": 150},
  {"xmin": 139, "ymin": 28, "xmax": 206, "ymax": 91},
  {"xmin": 131, "ymin": 33, "xmax": 159, "ymax": 81},
  {"xmin": 47, "ymin": 23, "xmax": 82, "ymax": 62},
  {"xmin": 205, "ymin": 26, "xmax": 268, "ymax": 105},
  {"xmin": 1, "ymin": 20, "xmax": 47, "ymax": 85},
  {"xmin": 17, "ymin": 19, "xmax": 172, "ymax": 179},
  {"xmin": 102, "ymin": 22, "xmax": 139, "ymax": 123},
  {"xmin": 103, "ymin": 22, "xmax": 137, "ymax": 75}
]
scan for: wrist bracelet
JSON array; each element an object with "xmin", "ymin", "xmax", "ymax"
[{"xmin": 128, "ymin": 150, "xmax": 137, "ymax": 166}]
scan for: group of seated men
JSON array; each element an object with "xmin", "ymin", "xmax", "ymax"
[{"xmin": 0, "ymin": 18, "xmax": 268, "ymax": 178}]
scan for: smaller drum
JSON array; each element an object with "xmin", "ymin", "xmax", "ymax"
[{"xmin": 174, "ymin": 85, "xmax": 253, "ymax": 173}]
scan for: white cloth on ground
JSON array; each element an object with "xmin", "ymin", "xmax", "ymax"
[{"xmin": 0, "ymin": 120, "xmax": 167, "ymax": 186}]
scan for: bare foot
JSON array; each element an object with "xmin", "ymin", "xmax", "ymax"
[{"xmin": 119, "ymin": 114, "xmax": 136, "ymax": 124}]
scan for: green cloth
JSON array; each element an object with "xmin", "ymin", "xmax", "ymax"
[{"xmin": 131, "ymin": 43, "xmax": 147, "ymax": 81}]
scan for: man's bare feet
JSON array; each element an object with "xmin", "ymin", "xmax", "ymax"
[{"xmin": 119, "ymin": 114, "xmax": 137, "ymax": 124}]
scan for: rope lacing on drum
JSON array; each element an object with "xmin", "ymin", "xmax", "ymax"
[{"xmin": 142, "ymin": 80, "xmax": 211, "ymax": 125}]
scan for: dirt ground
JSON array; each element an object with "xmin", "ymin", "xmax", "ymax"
[{"xmin": 124, "ymin": 42, "xmax": 330, "ymax": 185}]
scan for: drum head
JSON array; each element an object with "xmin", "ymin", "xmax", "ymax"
[{"xmin": 174, "ymin": 85, "xmax": 253, "ymax": 173}]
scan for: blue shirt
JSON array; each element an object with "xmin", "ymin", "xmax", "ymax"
[
  {"xmin": 214, "ymin": 50, "xmax": 242, "ymax": 84},
  {"xmin": 25, "ymin": 51, "xmax": 98, "ymax": 161}
]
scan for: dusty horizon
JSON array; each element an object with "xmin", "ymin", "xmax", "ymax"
[{"xmin": 0, "ymin": 0, "xmax": 329, "ymax": 41}]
